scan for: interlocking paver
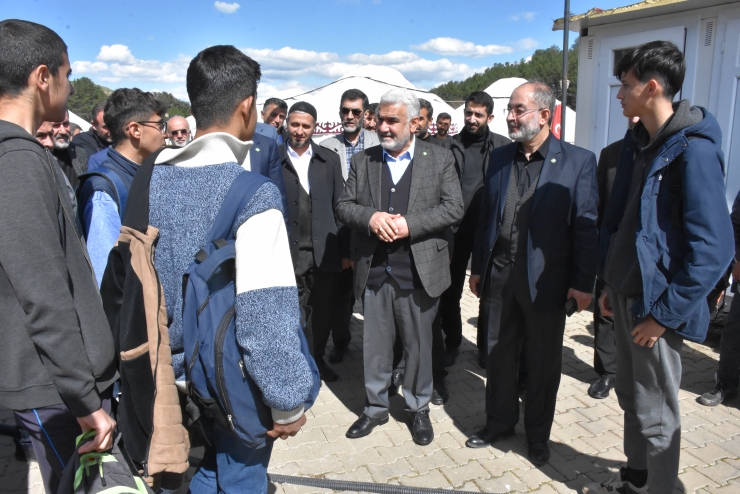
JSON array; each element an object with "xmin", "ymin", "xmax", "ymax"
[{"xmin": 4, "ymin": 273, "xmax": 740, "ymax": 493}]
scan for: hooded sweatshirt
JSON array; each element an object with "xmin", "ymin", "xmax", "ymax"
[
  {"xmin": 0, "ymin": 120, "xmax": 117, "ymax": 416},
  {"xmin": 604, "ymin": 100, "xmax": 704, "ymax": 296}
]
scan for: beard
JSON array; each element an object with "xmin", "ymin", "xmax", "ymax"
[
  {"xmin": 342, "ymin": 120, "xmax": 360, "ymax": 133},
  {"xmin": 172, "ymin": 139, "xmax": 187, "ymax": 147},
  {"xmin": 508, "ymin": 117, "xmax": 541, "ymax": 142},
  {"xmin": 53, "ymin": 137, "xmax": 70, "ymax": 150},
  {"xmin": 288, "ymin": 136, "xmax": 311, "ymax": 148},
  {"xmin": 379, "ymin": 127, "xmax": 412, "ymax": 152}
]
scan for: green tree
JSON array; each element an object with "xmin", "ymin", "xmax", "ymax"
[
  {"xmin": 152, "ymin": 91, "xmax": 191, "ymax": 117},
  {"xmin": 68, "ymin": 77, "xmax": 108, "ymax": 122},
  {"xmin": 431, "ymin": 38, "xmax": 579, "ymax": 110}
]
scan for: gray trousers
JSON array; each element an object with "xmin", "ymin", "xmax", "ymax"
[
  {"xmin": 363, "ymin": 278, "xmax": 438, "ymax": 418},
  {"xmin": 610, "ymin": 287, "xmax": 683, "ymax": 494}
]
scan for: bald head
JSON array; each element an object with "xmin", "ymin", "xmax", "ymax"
[{"xmin": 167, "ymin": 116, "xmax": 191, "ymax": 147}]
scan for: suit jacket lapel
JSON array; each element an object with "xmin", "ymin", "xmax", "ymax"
[
  {"xmin": 497, "ymin": 146, "xmax": 517, "ymax": 215},
  {"xmin": 408, "ymin": 140, "xmax": 428, "ymax": 211},
  {"xmin": 531, "ymin": 135, "xmax": 563, "ymax": 213},
  {"xmin": 367, "ymin": 147, "xmax": 383, "ymax": 209},
  {"xmin": 279, "ymin": 143, "xmax": 298, "ymax": 177}
]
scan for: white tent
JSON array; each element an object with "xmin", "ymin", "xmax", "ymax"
[
  {"xmin": 261, "ymin": 65, "xmax": 465, "ymax": 139},
  {"xmin": 68, "ymin": 110, "xmax": 90, "ymax": 132},
  {"xmin": 483, "ymin": 77, "xmax": 577, "ymax": 144}
]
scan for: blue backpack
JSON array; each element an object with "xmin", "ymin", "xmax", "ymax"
[{"xmin": 182, "ymin": 171, "xmax": 320, "ymax": 449}]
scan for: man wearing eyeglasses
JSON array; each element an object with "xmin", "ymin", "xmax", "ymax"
[
  {"xmin": 319, "ymin": 88, "xmax": 380, "ymax": 363},
  {"xmin": 466, "ymin": 82, "xmax": 598, "ymax": 467},
  {"xmin": 167, "ymin": 116, "xmax": 191, "ymax": 147},
  {"xmin": 441, "ymin": 91, "xmax": 510, "ymax": 369},
  {"xmin": 77, "ymin": 88, "xmax": 167, "ymax": 286}
]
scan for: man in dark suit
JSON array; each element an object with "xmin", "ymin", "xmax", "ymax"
[
  {"xmin": 279, "ymin": 102, "xmax": 348, "ymax": 383},
  {"xmin": 467, "ymin": 82, "xmax": 598, "ymax": 465},
  {"xmin": 250, "ymin": 131, "xmax": 288, "ymax": 217},
  {"xmin": 336, "ymin": 88, "xmax": 463, "ymax": 446}
]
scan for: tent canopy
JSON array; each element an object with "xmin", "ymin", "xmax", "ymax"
[
  {"xmin": 260, "ymin": 65, "xmax": 465, "ymax": 136},
  {"xmin": 483, "ymin": 77, "xmax": 577, "ymax": 143},
  {"xmin": 68, "ymin": 110, "xmax": 90, "ymax": 131}
]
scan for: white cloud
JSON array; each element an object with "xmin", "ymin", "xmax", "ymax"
[
  {"xmin": 72, "ymin": 61, "xmax": 108, "ymax": 73},
  {"xmin": 97, "ymin": 44, "xmax": 136, "ymax": 64},
  {"xmin": 242, "ymin": 47, "xmax": 339, "ymax": 70},
  {"xmin": 347, "ymin": 51, "xmax": 419, "ymax": 64},
  {"xmin": 214, "ymin": 1, "xmax": 240, "ymax": 14},
  {"xmin": 516, "ymin": 38, "xmax": 539, "ymax": 51},
  {"xmin": 411, "ymin": 37, "xmax": 514, "ymax": 58},
  {"xmin": 509, "ymin": 11, "xmax": 537, "ymax": 21}
]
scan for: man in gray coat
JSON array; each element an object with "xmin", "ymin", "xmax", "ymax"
[{"xmin": 336, "ymin": 88, "xmax": 463, "ymax": 446}]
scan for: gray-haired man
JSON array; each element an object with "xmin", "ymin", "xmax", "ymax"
[{"xmin": 336, "ymin": 88, "xmax": 463, "ymax": 445}]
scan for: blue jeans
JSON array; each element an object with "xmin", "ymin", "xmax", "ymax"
[{"xmin": 188, "ymin": 422, "xmax": 273, "ymax": 494}]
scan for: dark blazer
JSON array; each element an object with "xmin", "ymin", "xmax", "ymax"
[
  {"xmin": 471, "ymin": 135, "xmax": 599, "ymax": 312},
  {"xmin": 596, "ymin": 139, "xmax": 622, "ymax": 227},
  {"xmin": 336, "ymin": 139, "xmax": 464, "ymax": 299},
  {"xmin": 250, "ymin": 133, "xmax": 289, "ymax": 216},
  {"xmin": 280, "ymin": 142, "xmax": 348, "ymax": 272}
]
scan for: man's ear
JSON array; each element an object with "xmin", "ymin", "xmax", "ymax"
[
  {"xmin": 239, "ymin": 95, "xmax": 255, "ymax": 125},
  {"xmin": 409, "ymin": 115, "xmax": 420, "ymax": 134},
  {"xmin": 29, "ymin": 64, "xmax": 52, "ymax": 94},
  {"xmin": 486, "ymin": 113, "xmax": 494, "ymax": 124},
  {"xmin": 127, "ymin": 121, "xmax": 141, "ymax": 141},
  {"xmin": 647, "ymin": 78, "xmax": 662, "ymax": 98}
]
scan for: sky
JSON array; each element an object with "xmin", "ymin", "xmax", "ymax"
[{"xmin": 5, "ymin": 0, "xmax": 631, "ymax": 102}]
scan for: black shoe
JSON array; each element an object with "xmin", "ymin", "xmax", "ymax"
[
  {"xmin": 317, "ymin": 358, "xmax": 338, "ymax": 382},
  {"xmin": 388, "ymin": 370, "xmax": 403, "ymax": 397},
  {"xmin": 465, "ymin": 426, "xmax": 515, "ymax": 448},
  {"xmin": 410, "ymin": 410, "xmax": 434, "ymax": 445},
  {"xmin": 528, "ymin": 441, "xmax": 550, "ymax": 466},
  {"xmin": 478, "ymin": 350, "xmax": 487, "ymax": 369},
  {"xmin": 698, "ymin": 384, "xmax": 738, "ymax": 406},
  {"xmin": 443, "ymin": 347, "xmax": 459, "ymax": 367},
  {"xmin": 328, "ymin": 345, "xmax": 348, "ymax": 364},
  {"xmin": 346, "ymin": 413, "xmax": 389, "ymax": 438},
  {"xmin": 588, "ymin": 375, "xmax": 615, "ymax": 399},
  {"xmin": 431, "ymin": 380, "xmax": 449, "ymax": 405}
]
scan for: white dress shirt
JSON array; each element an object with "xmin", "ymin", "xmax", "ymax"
[
  {"xmin": 382, "ymin": 137, "xmax": 416, "ymax": 184},
  {"xmin": 287, "ymin": 144, "xmax": 313, "ymax": 193}
]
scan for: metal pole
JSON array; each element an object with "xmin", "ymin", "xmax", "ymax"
[{"xmin": 561, "ymin": 0, "xmax": 570, "ymax": 139}]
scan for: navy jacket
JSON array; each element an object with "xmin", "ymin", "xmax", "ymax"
[
  {"xmin": 249, "ymin": 133, "xmax": 289, "ymax": 217},
  {"xmin": 599, "ymin": 108, "xmax": 733, "ymax": 342},
  {"xmin": 472, "ymin": 135, "xmax": 599, "ymax": 312}
]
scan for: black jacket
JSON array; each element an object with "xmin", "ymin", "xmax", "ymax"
[
  {"xmin": 53, "ymin": 142, "xmax": 88, "ymax": 189},
  {"xmin": 279, "ymin": 142, "xmax": 349, "ymax": 272},
  {"xmin": 73, "ymin": 128, "xmax": 108, "ymax": 164},
  {"xmin": 0, "ymin": 120, "xmax": 117, "ymax": 416}
]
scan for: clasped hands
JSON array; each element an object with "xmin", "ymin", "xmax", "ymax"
[{"xmin": 369, "ymin": 211, "xmax": 409, "ymax": 242}]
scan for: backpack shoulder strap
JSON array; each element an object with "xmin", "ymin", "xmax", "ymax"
[
  {"xmin": 205, "ymin": 171, "xmax": 270, "ymax": 243},
  {"xmin": 94, "ymin": 165, "xmax": 129, "ymax": 220},
  {"xmin": 122, "ymin": 148, "xmax": 165, "ymax": 232}
]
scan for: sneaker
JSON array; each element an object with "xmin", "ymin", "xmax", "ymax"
[
  {"xmin": 698, "ymin": 385, "xmax": 737, "ymax": 406},
  {"xmin": 582, "ymin": 468, "xmax": 648, "ymax": 494}
]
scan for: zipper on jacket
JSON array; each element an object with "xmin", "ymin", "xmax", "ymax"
[
  {"xmin": 142, "ymin": 232, "xmax": 161, "ymax": 478},
  {"xmin": 215, "ymin": 306, "xmax": 237, "ymax": 431},
  {"xmin": 238, "ymin": 359, "xmax": 247, "ymax": 380}
]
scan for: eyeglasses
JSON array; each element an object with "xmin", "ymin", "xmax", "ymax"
[
  {"xmin": 133, "ymin": 120, "xmax": 167, "ymax": 132},
  {"xmin": 169, "ymin": 129, "xmax": 190, "ymax": 136},
  {"xmin": 505, "ymin": 107, "xmax": 546, "ymax": 119},
  {"xmin": 340, "ymin": 107, "xmax": 364, "ymax": 117}
]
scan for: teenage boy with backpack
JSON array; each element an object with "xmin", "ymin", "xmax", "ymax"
[
  {"xmin": 585, "ymin": 41, "xmax": 734, "ymax": 494},
  {"xmin": 77, "ymin": 88, "xmax": 167, "ymax": 286},
  {"xmin": 0, "ymin": 19, "xmax": 118, "ymax": 494},
  {"xmin": 103, "ymin": 45, "xmax": 317, "ymax": 494}
]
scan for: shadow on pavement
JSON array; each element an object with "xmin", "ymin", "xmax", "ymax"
[{"xmin": 0, "ymin": 407, "xmax": 31, "ymax": 494}]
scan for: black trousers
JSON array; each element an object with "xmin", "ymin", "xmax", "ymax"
[
  {"xmin": 295, "ymin": 250, "xmax": 341, "ymax": 359},
  {"xmin": 439, "ymin": 209, "xmax": 478, "ymax": 351},
  {"xmin": 332, "ymin": 267, "xmax": 354, "ymax": 350},
  {"xmin": 481, "ymin": 262, "xmax": 566, "ymax": 444},
  {"xmin": 593, "ymin": 279, "xmax": 616, "ymax": 377}
]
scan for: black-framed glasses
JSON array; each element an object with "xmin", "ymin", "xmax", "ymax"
[
  {"xmin": 134, "ymin": 120, "xmax": 167, "ymax": 132},
  {"xmin": 169, "ymin": 129, "xmax": 190, "ymax": 136},
  {"xmin": 340, "ymin": 107, "xmax": 364, "ymax": 117},
  {"xmin": 505, "ymin": 107, "xmax": 546, "ymax": 119}
]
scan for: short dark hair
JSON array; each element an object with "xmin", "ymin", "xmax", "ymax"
[
  {"xmin": 437, "ymin": 112, "xmax": 451, "ymax": 121},
  {"xmin": 367, "ymin": 103, "xmax": 379, "ymax": 116},
  {"xmin": 69, "ymin": 122, "xmax": 81, "ymax": 133},
  {"xmin": 91, "ymin": 100, "xmax": 107, "ymax": 122},
  {"xmin": 187, "ymin": 45, "xmax": 262, "ymax": 129},
  {"xmin": 340, "ymin": 89, "xmax": 369, "ymax": 111},
  {"xmin": 264, "ymin": 97, "xmax": 287, "ymax": 111},
  {"xmin": 465, "ymin": 91, "xmax": 494, "ymax": 116},
  {"xmin": 614, "ymin": 40, "xmax": 685, "ymax": 100},
  {"xmin": 418, "ymin": 98, "xmax": 434, "ymax": 120},
  {"xmin": 0, "ymin": 20, "xmax": 67, "ymax": 98},
  {"xmin": 104, "ymin": 88, "xmax": 168, "ymax": 146}
]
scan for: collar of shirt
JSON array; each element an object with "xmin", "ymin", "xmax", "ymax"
[
  {"xmin": 515, "ymin": 133, "xmax": 551, "ymax": 163},
  {"xmin": 287, "ymin": 144, "xmax": 313, "ymax": 193},
  {"xmin": 383, "ymin": 137, "xmax": 416, "ymax": 185},
  {"xmin": 343, "ymin": 129, "xmax": 365, "ymax": 149}
]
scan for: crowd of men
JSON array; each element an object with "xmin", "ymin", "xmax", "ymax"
[{"xmin": 1, "ymin": 18, "xmax": 739, "ymax": 494}]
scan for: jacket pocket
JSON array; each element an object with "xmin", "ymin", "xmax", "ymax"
[
  {"xmin": 436, "ymin": 239, "xmax": 448, "ymax": 251},
  {"xmin": 120, "ymin": 342, "xmax": 148, "ymax": 361}
]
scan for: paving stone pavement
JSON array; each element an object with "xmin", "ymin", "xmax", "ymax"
[{"xmin": 2, "ymin": 278, "xmax": 740, "ymax": 493}]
